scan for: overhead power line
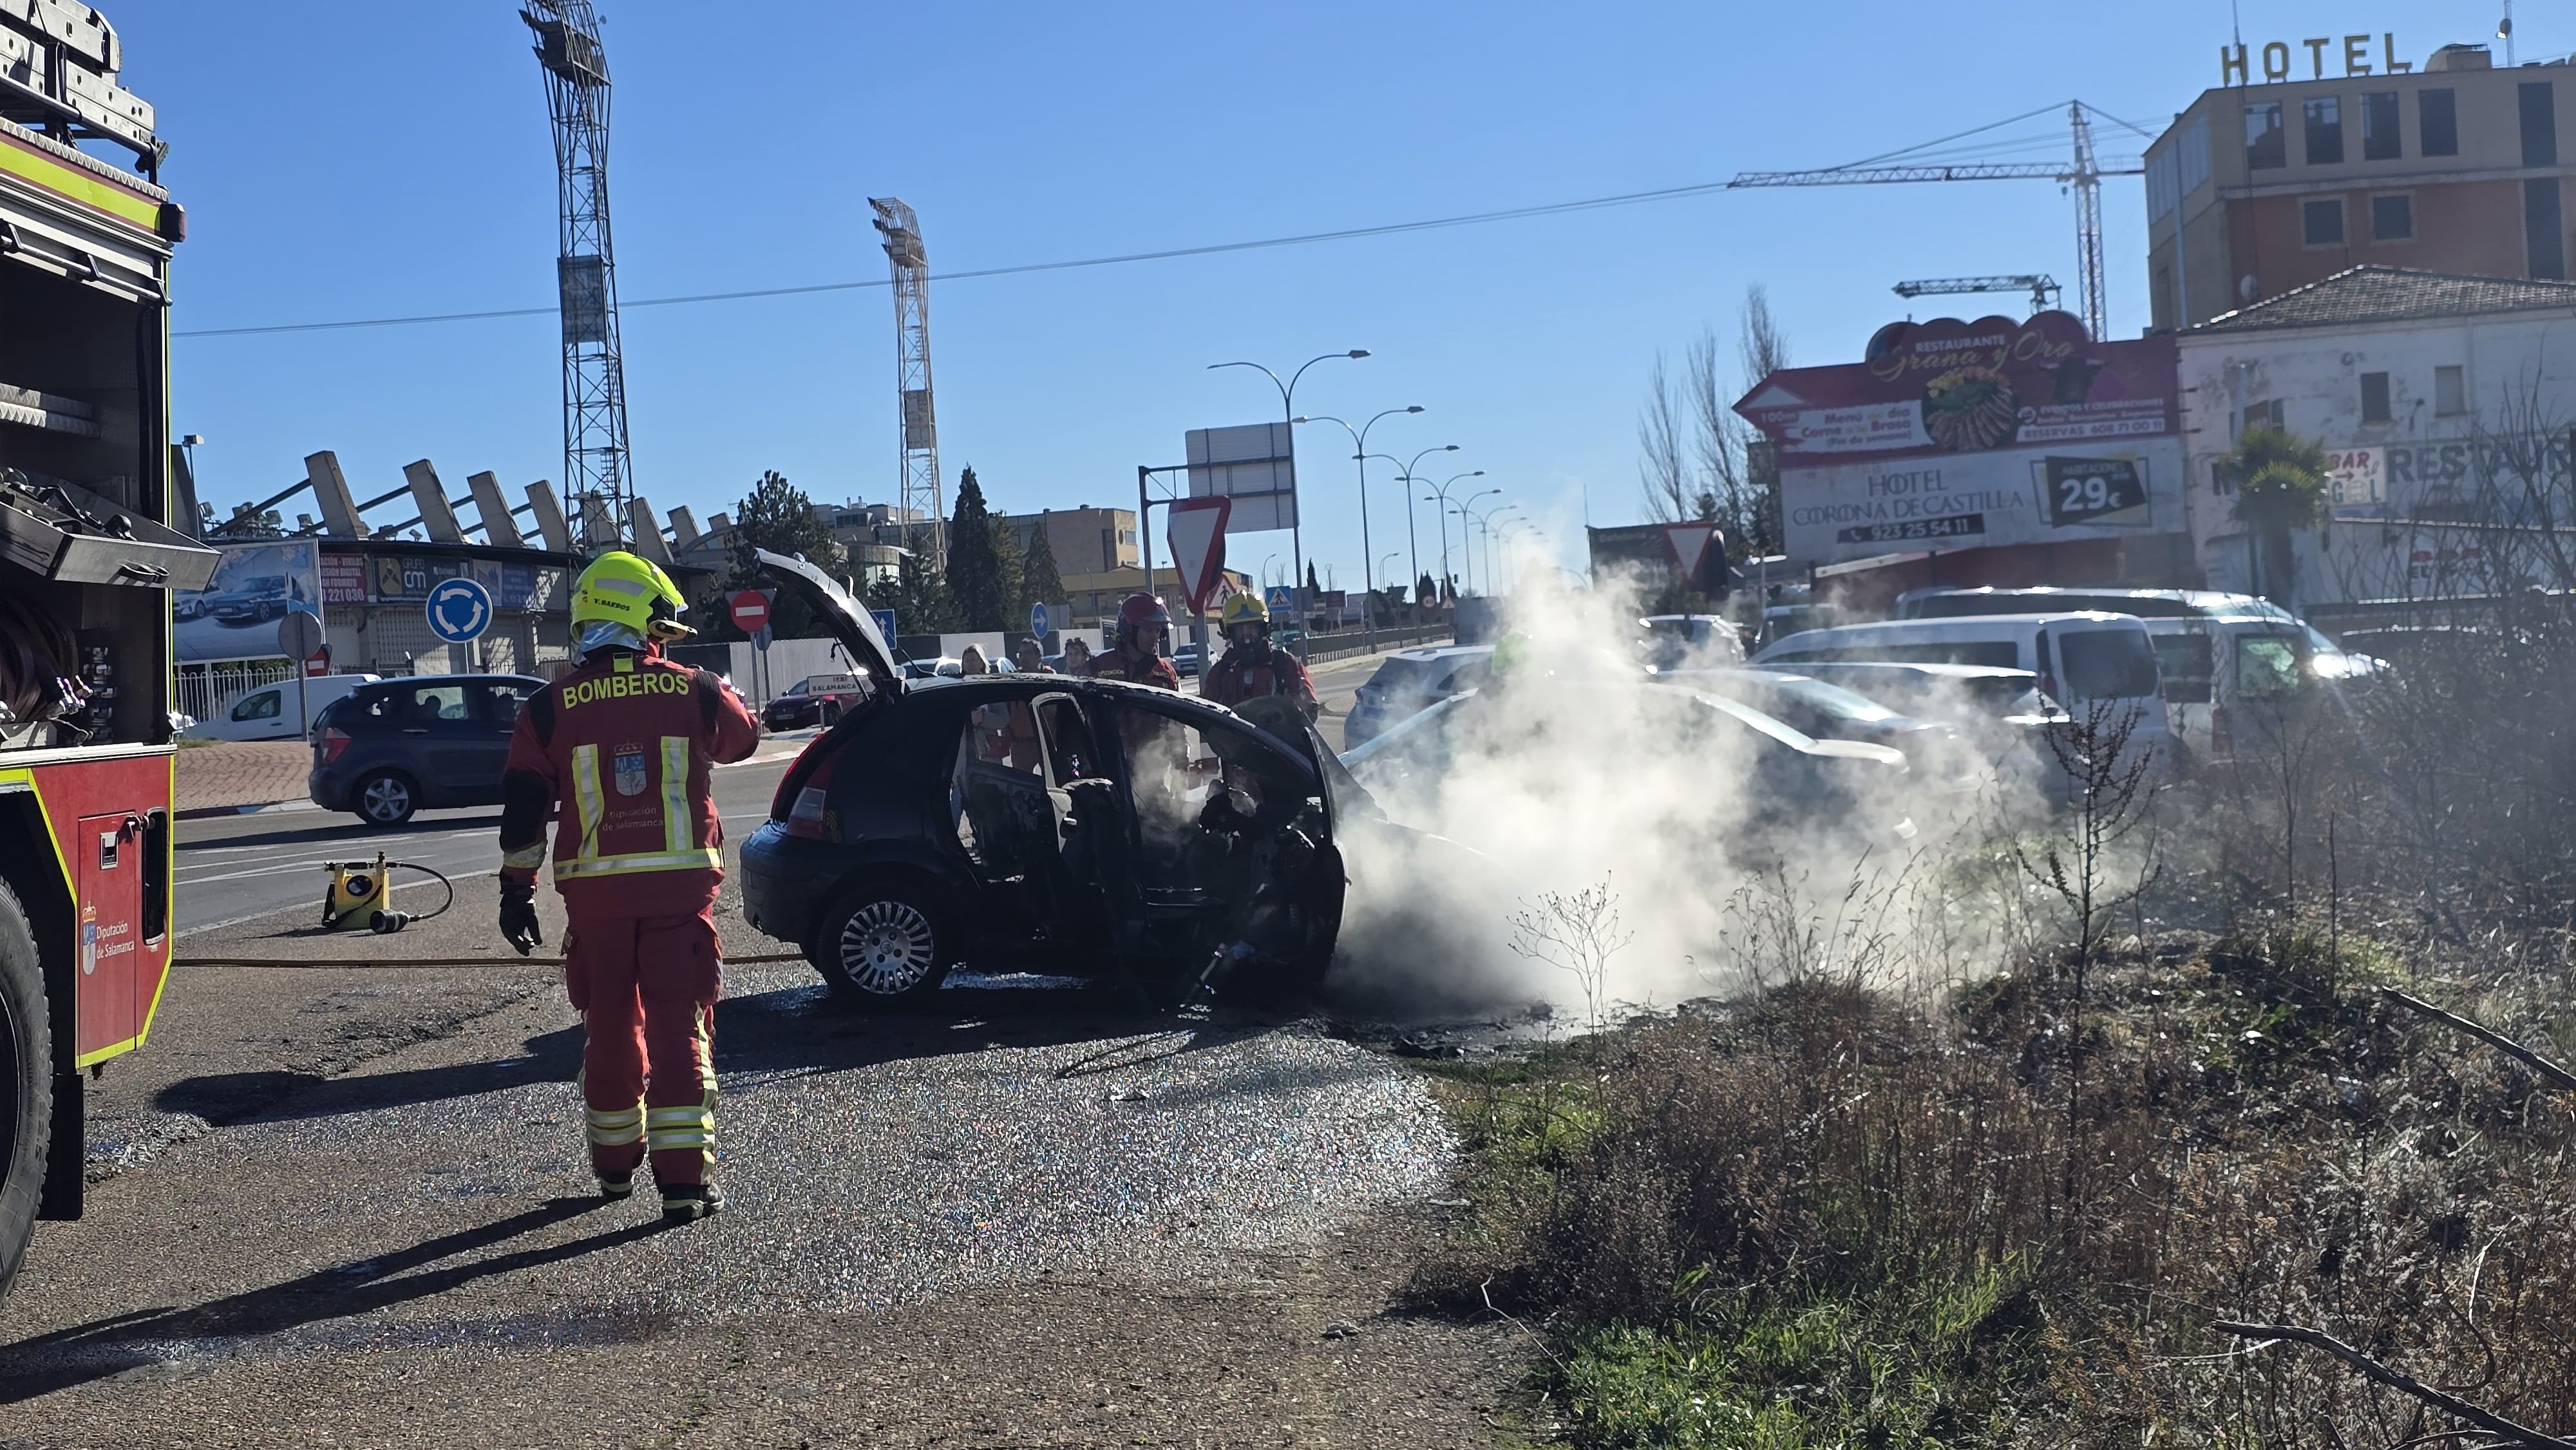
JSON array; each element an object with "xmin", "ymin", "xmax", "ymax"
[
  {"xmin": 173, "ymin": 174, "xmax": 1754, "ymax": 339},
  {"xmin": 174, "ymin": 97, "xmax": 2156, "ymax": 343}
]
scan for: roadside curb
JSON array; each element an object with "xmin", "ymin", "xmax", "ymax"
[{"xmin": 175, "ymin": 799, "xmax": 325, "ymax": 822}]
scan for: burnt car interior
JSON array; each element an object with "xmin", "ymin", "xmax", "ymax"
[{"xmin": 946, "ymin": 688, "xmax": 1339, "ymax": 988}]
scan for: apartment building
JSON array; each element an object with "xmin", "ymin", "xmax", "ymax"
[{"xmin": 2146, "ymin": 43, "xmax": 2575, "ymax": 330}]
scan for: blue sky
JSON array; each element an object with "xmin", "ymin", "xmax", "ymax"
[{"xmin": 121, "ymin": 0, "xmax": 2563, "ymax": 592}]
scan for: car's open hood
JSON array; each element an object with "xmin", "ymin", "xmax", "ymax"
[{"xmin": 753, "ymin": 548, "xmax": 901, "ymax": 694}]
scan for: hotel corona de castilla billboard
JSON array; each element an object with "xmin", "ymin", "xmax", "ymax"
[{"xmin": 1735, "ymin": 312, "xmax": 2183, "ymax": 567}]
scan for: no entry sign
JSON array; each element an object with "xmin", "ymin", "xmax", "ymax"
[{"xmin": 729, "ymin": 589, "xmax": 772, "ymax": 632}]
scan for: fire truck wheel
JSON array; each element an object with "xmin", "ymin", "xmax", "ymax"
[
  {"xmin": 0, "ymin": 875, "xmax": 52, "ymax": 1306},
  {"xmin": 354, "ymin": 771, "xmax": 419, "ymax": 826}
]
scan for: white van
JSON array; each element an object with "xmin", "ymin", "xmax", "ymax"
[
  {"xmin": 1752, "ymin": 613, "xmax": 2178, "ymax": 772},
  {"xmin": 180, "ymin": 673, "xmax": 381, "ymax": 742},
  {"xmin": 2140, "ymin": 617, "xmax": 2322, "ymax": 764}
]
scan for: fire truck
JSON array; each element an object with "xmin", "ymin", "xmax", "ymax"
[{"xmin": 0, "ymin": 2, "xmax": 202, "ymax": 1302}]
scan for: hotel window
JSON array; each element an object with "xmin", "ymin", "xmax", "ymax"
[
  {"xmin": 2359, "ymin": 372, "xmax": 2392, "ymax": 424},
  {"xmin": 2361, "ymin": 91, "xmax": 2401, "ymax": 160},
  {"xmin": 2246, "ymin": 102, "xmax": 2286, "ymax": 170},
  {"xmin": 2531, "ymin": 178, "xmax": 2568, "ymax": 280},
  {"xmin": 2304, "ymin": 96, "xmax": 2344, "ymax": 164},
  {"xmin": 2434, "ymin": 365, "xmax": 2467, "ymax": 415},
  {"xmin": 2302, "ymin": 197, "xmax": 2345, "ymax": 247},
  {"xmin": 2522, "ymin": 81, "xmax": 2559, "ymax": 167},
  {"xmin": 2420, "ymin": 88, "xmax": 2458, "ymax": 156},
  {"xmin": 2242, "ymin": 399, "xmax": 2286, "ymax": 432},
  {"xmin": 2371, "ymin": 193, "xmax": 2414, "ymax": 242}
]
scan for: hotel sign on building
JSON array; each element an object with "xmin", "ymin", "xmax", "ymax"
[{"xmin": 1735, "ymin": 312, "xmax": 2184, "ymax": 568}]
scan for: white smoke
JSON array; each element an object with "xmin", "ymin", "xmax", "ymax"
[{"xmin": 1323, "ymin": 542, "xmax": 2045, "ymax": 1020}]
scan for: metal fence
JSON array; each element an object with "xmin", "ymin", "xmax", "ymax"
[
  {"xmin": 1297, "ymin": 622, "xmax": 1454, "ymax": 666},
  {"xmin": 173, "ymin": 658, "xmax": 296, "ymax": 725}
]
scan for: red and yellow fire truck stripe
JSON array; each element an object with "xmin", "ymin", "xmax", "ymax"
[{"xmin": 0, "ymin": 753, "xmax": 178, "ymax": 1067}]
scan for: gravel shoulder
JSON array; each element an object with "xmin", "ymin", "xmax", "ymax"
[{"xmin": 10, "ymin": 863, "xmax": 1527, "ymax": 1445}]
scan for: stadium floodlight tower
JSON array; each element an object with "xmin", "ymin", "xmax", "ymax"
[
  {"xmin": 870, "ymin": 198, "xmax": 945, "ymax": 569},
  {"xmin": 523, "ymin": 1, "xmax": 633, "ymax": 552}
]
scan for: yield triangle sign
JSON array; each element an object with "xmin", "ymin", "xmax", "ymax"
[
  {"xmin": 1168, "ymin": 496, "xmax": 1232, "ymax": 613},
  {"xmin": 1662, "ymin": 522, "xmax": 1720, "ymax": 580}
]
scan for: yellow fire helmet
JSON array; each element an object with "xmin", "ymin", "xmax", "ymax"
[
  {"xmin": 1219, "ymin": 592, "xmax": 1271, "ymax": 631},
  {"xmin": 570, "ymin": 550, "xmax": 694, "ymax": 641}
]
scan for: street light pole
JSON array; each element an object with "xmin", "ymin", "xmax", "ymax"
[
  {"xmin": 1294, "ymin": 404, "xmax": 1423, "ymax": 646},
  {"xmin": 1390, "ymin": 445, "xmax": 1459, "ymax": 596},
  {"xmin": 1419, "ymin": 469, "xmax": 1484, "ymax": 601},
  {"xmin": 1493, "ymin": 519, "xmax": 1535, "ymax": 594},
  {"xmin": 1481, "ymin": 505, "xmax": 1521, "ymax": 594},
  {"xmin": 1208, "ymin": 350, "xmax": 1366, "ymax": 641},
  {"xmin": 1454, "ymin": 489, "xmax": 1500, "ymax": 594}
]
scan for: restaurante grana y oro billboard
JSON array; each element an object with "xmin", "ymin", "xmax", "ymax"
[{"xmin": 1734, "ymin": 311, "xmax": 2184, "ymax": 567}]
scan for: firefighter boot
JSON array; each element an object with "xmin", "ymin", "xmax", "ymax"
[{"xmin": 662, "ymin": 1183, "xmax": 724, "ymax": 1223}]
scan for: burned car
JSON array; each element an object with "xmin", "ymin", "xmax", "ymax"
[{"xmin": 738, "ymin": 551, "xmax": 1365, "ymax": 1006}]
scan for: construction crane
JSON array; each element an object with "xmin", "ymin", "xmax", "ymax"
[
  {"xmin": 870, "ymin": 198, "xmax": 945, "ymax": 570},
  {"xmin": 1731, "ymin": 102, "xmax": 2141, "ymax": 341},
  {"xmin": 522, "ymin": 1, "xmax": 632, "ymax": 552},
  {"xmin": 1893, "ymin": 275, "xmax": 2062, "ymax": 317}
]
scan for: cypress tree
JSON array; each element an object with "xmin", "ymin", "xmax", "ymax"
[
  {"xmin": 719, "ymin": 470, "xmax": 846, "ymax": 639},
  {"xmin": 945, "ymin": 466, "xmax": 1007, "ymax": 631},
  {"xmin": 1021, "ymin": 516, "xmax": 1066, "ymax": 613}
]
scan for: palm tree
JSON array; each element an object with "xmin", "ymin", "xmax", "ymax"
[{"xmin": 2224, "ymin": 428, "xmax": 2331, "ymax": 606}]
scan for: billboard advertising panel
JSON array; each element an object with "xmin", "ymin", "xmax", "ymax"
[
  {"xmin": 1737, "ymin": 312, "xmax": 2183, "ymax": 565},
  {"xmin": 175, "ymin": 540, "xmax": 323, "ymax": 664},
  {"xmin": 366, "ymin": 553, "xmax": 544, "ymax": 610},
  {"xmin": 1186, "ymin": 422, "xmax": 1296, "ymax": 534}
]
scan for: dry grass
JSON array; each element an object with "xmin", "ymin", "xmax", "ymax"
[{"xmin": 1423, "ymin": 924, "xmax": 2576, "ymax": 1448}]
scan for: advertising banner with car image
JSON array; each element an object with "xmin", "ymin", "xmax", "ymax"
[
  {"xmin": 173, "ymin": 538, "xmax": 323, "ymax": 663},
  {"xmin": 1736, "ymin": 312, "xmax": 2183, "ymax": 565}
]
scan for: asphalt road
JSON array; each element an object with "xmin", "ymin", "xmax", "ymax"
[
  {"xmin": 175, "ymin": 739, "xmax": 811, "ymax": 937},
  {"xmin": 6, "ymin": 653, "xmax": 1515, "ymax": 1446}
]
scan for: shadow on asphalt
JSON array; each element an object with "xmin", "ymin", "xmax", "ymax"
[
  {"xmin": 0, "ymin": 1198, "xmax": 665, "ymax": 1402},
  {"xmin": 155, "ymin": 981, "xmax": 1285, "ymax": 1128}
]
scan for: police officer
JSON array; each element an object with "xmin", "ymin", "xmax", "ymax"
[
  {"xmin": 1088, "ymin": 592, "xmax": 1180, "ymax": 690},
  {"xmin": 497, "ymin": 552, "xmax": 761, "ymax": 1222},
  {"xmin": 1200, "ymin": 593, "xmax": 1318, "ymax": 724}
]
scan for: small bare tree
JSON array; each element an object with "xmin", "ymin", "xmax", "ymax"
[
  {"xmin": 2015, "ymin": 698, "xmax": 2163, "ymax": 1235},
  {"xmin": 1636, "ymin": 351, "xmax": 1695, "ymax": 525},
  {"xmin": 1509, "ymin": 878, "xmax": 1633, "ymax": 1034}
]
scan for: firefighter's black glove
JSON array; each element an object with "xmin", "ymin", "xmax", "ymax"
[{"xmin": 499, "ymin": 881, "xmax": 543, "ymax": 956}]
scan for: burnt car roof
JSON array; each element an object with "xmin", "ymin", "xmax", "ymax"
[{"xmin": 911, "ymin": 672, "xmax": 1237, "ymax": 716}]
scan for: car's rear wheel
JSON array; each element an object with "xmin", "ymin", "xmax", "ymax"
[
  {"xmin": 354, "ymin": 771, "xmax": 418, "ymax": 825},
  {"xmin": 0, "ymin": 875, "xmax": 53, "ymax": 1306},
  {"xmin": 812, "ymin": 881, "xmax": 952, "ymax": 1004}
]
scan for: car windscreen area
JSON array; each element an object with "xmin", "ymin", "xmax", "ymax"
[
  {"xmin": 2235, "ymin": 634, "xmax": 2307, "ymax": 700},
  {"xmin": 2151, "ymin": 633, "xmax": 2215, "ymax": 704},
  {"xmin": 2057, "ymin": 630, "xmax": 2161, "ymax": 701},
  {"xmin": 1365, "ymin": 658, "xmax": 1442, "ymax": 694}
]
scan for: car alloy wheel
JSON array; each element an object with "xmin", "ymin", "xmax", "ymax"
[
  {"xmin": 838, "ymin": 899, "xmax": 938, "ymax": 995},
  {"xmin": 359, "ymin": 774, "xmax": 415, "ymax": 825}
]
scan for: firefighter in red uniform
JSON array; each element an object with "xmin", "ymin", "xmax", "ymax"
[
  {"xmin": 1086, "ymin": 593, "xmax": 1180, "ymax": 690},
  {"xmin": 497, "ymin": 552, "xmax": 761, "ymax": 1223},
  {"xmin": 1200, "ymin": 593, "xmax": 1318, "ymax": 723}
]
